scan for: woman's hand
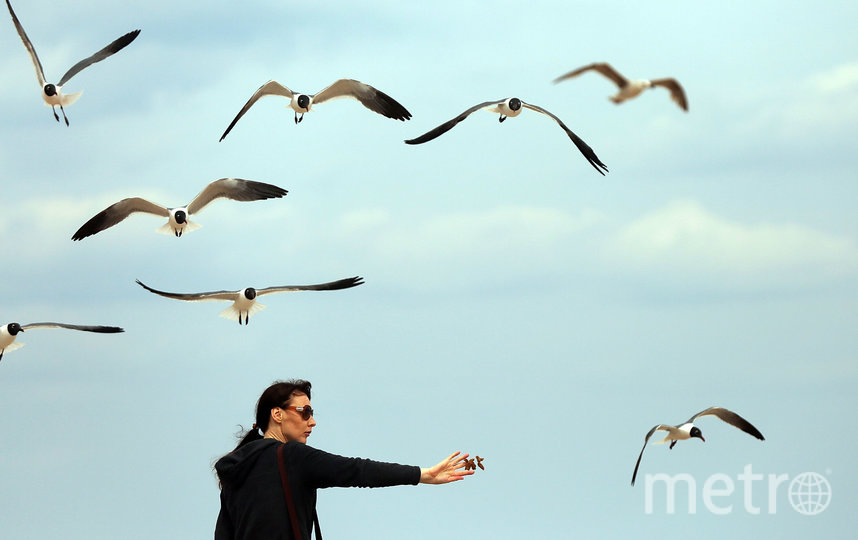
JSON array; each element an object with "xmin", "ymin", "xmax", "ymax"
[{"xmin": 419, "ymin": 451, "xmax": 475, "ymax": 484}]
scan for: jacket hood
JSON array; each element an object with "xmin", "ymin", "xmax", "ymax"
[{"xmin": 215, "ymin": 438, "xmax": 279, "ymax": 488}]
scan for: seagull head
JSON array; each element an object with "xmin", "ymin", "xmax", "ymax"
[
  {"xmin": 297, "ymin": 94, "xmax": 311, "ymax": 111},
  {"xmin": 173, "ymin": 209, "xmax": 187, "ymax": 224},
  {"xmin": 690, "ymin": 426, "xmax": 705, "ymax": 442},
  {"xmin": 243, "ymin": 288, "xmax": 257, "ymax": 300},
  {"xmin": 43, "ymin": 84, "xmax": 58, "ymax": 97},
  {"xmin": 508, "ymin": 98, "xmax": 522, "ymax": 111},
  {"xmin": 6, "ymin": 323, "xmax": 23, "ymax": 335}
]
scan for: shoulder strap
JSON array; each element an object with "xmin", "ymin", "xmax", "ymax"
[
  {"xmin": 314, "ymin": 509, "xmax": 323, "ymax": 540},
  {"xmin": 277, "ymin": 443, "xmax": 304, "ymax": 540}
]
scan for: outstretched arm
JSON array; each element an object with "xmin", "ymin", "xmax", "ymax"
[{"xmin": 420, "ymin": 451, "xmax": 474, "ymax": 484}]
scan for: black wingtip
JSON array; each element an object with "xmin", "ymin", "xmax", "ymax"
[
  {"xmin": 71, "ymin": 228, "xmax": 89, "ymax": 241},
  {"xmin": 372, "ymin": 88, "xmax": 412, "ymax": 121}
]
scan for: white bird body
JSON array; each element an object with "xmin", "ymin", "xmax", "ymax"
[
  {"xmin": 42, "ymin": 88, "xmax": 83, "ymax": 108},
  {"xmin": 288, "ymin": 93, "xmax": 313, "ymax": 114},
  {"xmin": 611, "ymin": 79, "xmax": 652, "ymax": 103},
  {"xmin": 155, "ymin": 207, "xmax": 201, "ymax": 236},
  {"xmin": 653, "ymin": 423, "xmax": 693, "ymax": 444},
  {"xmin": 219, "ymin": 289, "xmax": 267, "ymax": 323},
  {"xmin": 0, "ymin": 326, "xmax": 25, "ymax": 354},
  {"xmin": 486, "ymin": 99, "xmax": 523, "ymax": 118}
]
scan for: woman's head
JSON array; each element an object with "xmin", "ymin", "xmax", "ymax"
[
  {"xmin": 233, "ymin": 379, "xmax": 314, "ymax": 449},
  {"xmin": 263, "ymin": 386, "xmax": 316, "ymax": 444}
]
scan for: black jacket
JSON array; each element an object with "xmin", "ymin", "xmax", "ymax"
[{"xmin": 215, "ymin": 439, "xmax": 421, "ymax": 540}]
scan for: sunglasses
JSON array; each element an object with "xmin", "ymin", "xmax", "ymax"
[{"xmin": 280, "ymin": 404, "xmax": 315, "ymax": 420}]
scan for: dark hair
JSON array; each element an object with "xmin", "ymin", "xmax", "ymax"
[{"xmin": 233, "ymin": 379, "xmax": 312, "ymax": 450}]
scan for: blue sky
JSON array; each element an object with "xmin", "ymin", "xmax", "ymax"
[{"xmin": 0, "ymin": 0, "xmax": 856, "ymax": 538}]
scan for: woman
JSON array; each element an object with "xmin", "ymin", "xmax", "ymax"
[{"xmin": 214, "ymin": 379, "xmax": 473, "ymax": 539}]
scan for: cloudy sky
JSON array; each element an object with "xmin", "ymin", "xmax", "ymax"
[{"xmin": 1, "ymin": 1, "xmax": 855, "ymax": 538}]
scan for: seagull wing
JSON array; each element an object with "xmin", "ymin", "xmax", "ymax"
[
  {"xmin": 57, "ymin": 29, "xmax": 140, "ymax": 87},
  {"xmin": 688, "ymin": 407, "xmax": 765, "ymax": 440},
  {"xmin": 219, "ymin": 80, "xmax": 295, "ymax": 141},
  {"xmin": 520, "ymin": 102, "xmax": 609, "ymax": 176},
  {"xmin": 553, "ymin": 62, "xmax": 629, "ymax": 88},
  {"xmin": 257, "ymin": 276, "xmax": 365, "ymax": 296},
  {"xmin": 72, "ymin": 197, "xmax": 169, "ymax": 240},
  {"xmin": 650, "ymin": 78, "xmax": 688, "ymax": 111},
  {"xmin": 404, "ymin": 100, "xmax": 502, "ymax": 145},
  {"xmin": 6, "ymin": 0, "xmax": 47, "ymax": 86},
  {"xmin": 312, "ymin": 79, "xmax": 411, "ymax": 121},
  {"xmin": 21, "ymin": 322, "xmax": 124, "ymax": 333},
  {"xmin": 631, "ymin": 424, "xmax": 674, "ymax": 486},
  {"xmin": 135, "ymin": 280, "xmax": 239, "ymax": 302},
  {"xmin": 186, "ymin": 178, "xmax": 288, "ymax": 215}
]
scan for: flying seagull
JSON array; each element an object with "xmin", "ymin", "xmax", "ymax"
[
  {"xmin": 5, "ymin": 0, "xmax": 140, "ymax": 125},
  {"xmin": 553, "ymin": 63, "xmax": 688, "ymax": 112},
  {"xmin": 219, "ymin": 79, "xmax": 412, "ymax": 141},
  {"xmin": 403, "ymin": 97, "xmax": 608, "ymax": 175},
  {"xmin": 135, "ymin": 276, "xmax": 365, "ymax": 325},
  {"xmin": 72, "ymin": 178, "xmax": 288, "ymax": 240},
  {"xmin": 631, "ymin": 406, "xmax": 764, "ymax": 486},
  {"xmin": 1, "ymin": 322, "xmax": 124, "ymax": 361}
]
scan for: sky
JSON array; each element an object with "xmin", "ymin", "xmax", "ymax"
[{"xmin": 0, "ymin": 0, "xmax": 856, "ymax": 538}]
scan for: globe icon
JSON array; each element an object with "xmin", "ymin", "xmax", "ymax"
[{"xmin": 788, "ymin": 472, "xmax": 832, "ymax": 515}]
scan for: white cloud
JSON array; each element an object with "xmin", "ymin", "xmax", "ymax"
[
  {"xmin": 320, "ymin": 200, "xmax": 858, "ymax": 294},
  {"xmin": 603, "ymin": 199, "xmax": 858, "ymax": 285},
  {"xmin": 809, "ymin": 61, "xmax": 858, "ymax": 94},
  {"xmin": 0, "ymin": 190, "xmax": 160, "ymax": 257},
  {"xmin": 336, "ymin": 205, "xmax": 605, "ymax": 264},
  {"xmin": 747, "ymin": 61, "xmax": 858, "ymax": 140}
]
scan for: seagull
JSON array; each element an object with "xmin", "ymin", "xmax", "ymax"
[
  {"xmin": 553, "ymin": 63, "xmax": 688, "ymax": 112},
  {"xmin": 5, "ymin": 0, "xmax": 140, "ymax": 125},
  {"xmin": 71, "ymin": 178, "xmax": 288, "ymax": 240},
  {"xmin": 403, "ymin": 97, "xmax": 608, "ymax": 175},
  {"xmin": 1, "ymin": 322, "xmax": 124, "ymax": 361},
  {"xmin": 135, "ymin": 276, "xmax": 365, "ymax": 325},
  {"xmin": 219, "ymin": 79, "xmax": 412, "ymax": 141},
  {"xmin": 631, "ymin": 406, "xmax": 765, "ymax": 486}
]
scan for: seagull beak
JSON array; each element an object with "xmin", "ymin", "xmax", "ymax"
[{"xmin": 700, "ymin": 436, "xmax": 705, "ymax": 442}]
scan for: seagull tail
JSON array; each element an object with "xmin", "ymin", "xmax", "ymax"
[
  {"xmin": 60, "ymin": 91, "xmax": 83, "ymax": 107},
  {"xmin": 4, "ymin": 342, "xmax": 25, "ymax": 353},
  {"xmin": 219, "ymin": 302, "xmax": 266, "ymax": 322},
  {"xmin": 155, "ymin": 221, "xmax": 202, "ymax": 236},
  {"xmin": 184, "ymin": 220, "xmax": 202, "ymax": 234}
]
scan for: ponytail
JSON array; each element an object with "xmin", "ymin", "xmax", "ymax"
[{"xmin": 233, "ymin": 424, "xmax": 264, "ymax": 450}]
